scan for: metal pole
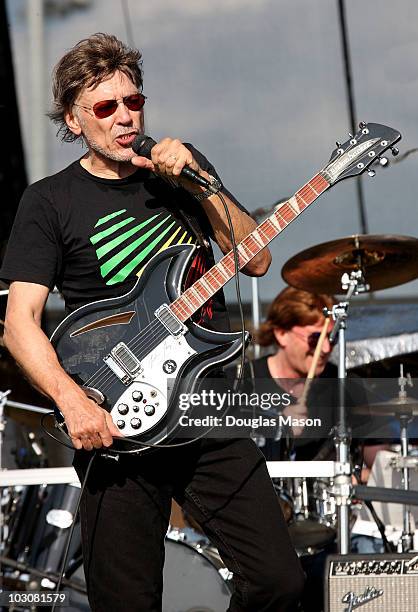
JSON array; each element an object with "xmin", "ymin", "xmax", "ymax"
[
  {"xmin": 400, "ymin": 417, "xmax": 413, "ymax": 551},
  {"xmin": 336, "ymin": 320, "xmax": 350, "ymax": 554},
  {"xmin": 251, "ymin": 277, "xmax": 261, "ymax": 358},
  {"xmin": 337, "ymin": 0, "xmax": 369, "ymax": 234},
  {"xmin": 28, "ymin": 0, "xmax": 47, "ymax": 182}
]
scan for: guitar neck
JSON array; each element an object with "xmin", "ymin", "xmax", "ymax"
[{"xmin": 171, "ymin": 172, "xmax": 330, "ymax": 323}]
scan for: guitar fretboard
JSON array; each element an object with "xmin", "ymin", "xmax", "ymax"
[{"xmin": 171, "ymin": 172, "xmax": 330, "ymax": 323}]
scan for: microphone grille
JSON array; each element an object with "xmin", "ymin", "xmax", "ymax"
[{"xmin": 132, "ymin": 134, "xmax": 156, "ymax": 157}]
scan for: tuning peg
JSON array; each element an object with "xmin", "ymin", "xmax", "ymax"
[
  {"xmin": 348, "ymin": 133, "xmax": 353, "ymax": 138},
  {"xmin": 378, "ymin": 157, "xmax": 388, "ymax": 167},
  {"xmin": 367, "ymin": 169, "xmax": 376, "ymax": 177},
  {"xmin": 336, "ymin": 141, "xmax": 342, "ymax": 147},
  {"xmin": 358, "ymin": 121, "xmax": 367, "ymax": 129},
  {"xmin": 391, "ymin": 147, "xmax": 399, "ymax": 156}
]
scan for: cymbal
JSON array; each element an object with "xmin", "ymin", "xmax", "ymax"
[
  {"xmin": 352, "ymin": 395, "xmax": 418, "ymax": 417},
  {"xmin": 282, "ymin": 234, "xmax": 418, "ymax": 293}
]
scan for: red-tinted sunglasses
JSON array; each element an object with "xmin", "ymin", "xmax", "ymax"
[
  {"xmin": 74, "ymin": 93, "xmax": 146, "ymax": 119},
  {"xmin": 291, "ymin": 329, "xmax": 338, "ymax": 351}
]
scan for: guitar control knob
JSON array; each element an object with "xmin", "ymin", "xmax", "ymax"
[
  {"xmin": 117, "ymin": 420, "xmax": 125, "ymax": 429},
  {"xmin": 130, "ymin": 417, "xmax": 141, "ymax": 429},
  {"xmin": 132, "ymin": 390, "xmax": 143, "ymax": 402},
  {"xmin": 144, "ymin": 405, "xmax": 155, "ymax": 416},
  {"xmin": 118, "ymin": 403, "xmax": 129, "ymax": 415}
]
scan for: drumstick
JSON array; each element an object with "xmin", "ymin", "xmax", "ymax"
[
  {"xmin": 298, "ymin": 316, "xmax": 331, "ymax": 407},
  {"xmin": 307, "ymin": 316, "xmax": 331, "ymax": 380}
]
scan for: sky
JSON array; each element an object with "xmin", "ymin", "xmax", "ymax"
[{"xmin": 6, "ymin": 0, "xmax": 418, "ymax": 308}]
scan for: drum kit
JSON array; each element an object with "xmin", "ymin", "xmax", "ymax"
[
  {"xmin": 274, "ymin": 232, "xmax": 418, "ymax": 557},
  {"xmin": 1, "ymin": 234, "xmax": 418, "ymax": 610}
]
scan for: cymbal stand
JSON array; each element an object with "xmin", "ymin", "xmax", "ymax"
[
  {"xmin": 396, "ymin": 365, "xmax": 414, "ymax": 552},
  {"xmin": 0, "ymin": 389, "xmax": 11, "ymax": 472},
  {"xmin": 326, "ymin": 269, "xmax": 369, "ymax": 554},
  {"xmin": 0, "ymin": 389, "xmax": 11, "ymax": 553}
]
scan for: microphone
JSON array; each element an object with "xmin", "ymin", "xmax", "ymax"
[{"xmin": 132, "ymin": 134, "xmax": 220, "ymax": 193}]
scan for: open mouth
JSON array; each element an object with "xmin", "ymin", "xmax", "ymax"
[{"xmin": 115, "ymin": 133, "xmax": 137, "ymax": 147}]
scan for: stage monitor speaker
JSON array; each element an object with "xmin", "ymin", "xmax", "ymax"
[{"xmin": 324, "ymin": 553, "xmax": 418, "ymax": 612}]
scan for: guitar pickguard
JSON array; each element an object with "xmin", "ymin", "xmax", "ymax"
[{"xmin": 109, "ymin": 333, "xmax": 196, "ymax": 437}]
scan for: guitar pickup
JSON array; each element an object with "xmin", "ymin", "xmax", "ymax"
[
  {"xmin": 155, "ymin": 304, "xmax": 186, "ymax": 337},
  {"xmin": 104, "ymin": 342, "xmax": 142, "ymax": 384}
]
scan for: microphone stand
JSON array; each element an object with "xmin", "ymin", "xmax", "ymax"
[{"xmin": 325, "ymin": 269, "xmax": 369, "ymax": 554}]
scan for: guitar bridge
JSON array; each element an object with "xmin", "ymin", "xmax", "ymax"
[
  {"xmin": 104, "ymin": 342, "xmax": 142, "ymax": 384},
  {"xmin": 155, "ymin": 304, "xmax": 186, "ymax": 337}
]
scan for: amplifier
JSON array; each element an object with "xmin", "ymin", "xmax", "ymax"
[{"xmin": 324, "ymin": 553, "xmax": 418, "ymax": 612}]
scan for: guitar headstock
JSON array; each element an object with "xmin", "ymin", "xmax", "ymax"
[{"xmin": 322, "ymin": 122, "xmax": 401, "ymax": 185}]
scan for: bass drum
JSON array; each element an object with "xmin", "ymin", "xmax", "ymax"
[{"xmin": 65, "ymin": 535, "xmax": 233, "ymax": 612}]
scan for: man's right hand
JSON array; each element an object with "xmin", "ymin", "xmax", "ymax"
[{"xmin": 60, "ymin": 393, "xmax": 122, "ymax": 451}]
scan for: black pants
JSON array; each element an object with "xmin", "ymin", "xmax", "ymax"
[{"xmin": 73, "ymin": 438, "xmax": 304, "ymax": 612}]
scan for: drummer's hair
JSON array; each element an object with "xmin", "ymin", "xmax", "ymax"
[
  {"xmin": 48, "ymin": 33, "xmax": 143, "ymax": 143},
  {"xmin": 255, "ymin": 287, "xmax": 334, "ymax": 346}
]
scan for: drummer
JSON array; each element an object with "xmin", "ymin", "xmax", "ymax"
[
  {"xmin": 240, "ymin": 286, "xmax": 386, "ymax": 461},
  {"xmin": 242, "ymin": 286, "xmax": 341, "ymax": 460},
  {"xmin": 232, "ymin": 286, "xmax": 387, "ymax": 611}
]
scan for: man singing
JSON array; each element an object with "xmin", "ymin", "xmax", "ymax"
[{"xmin": 1, "ymin": 34, "xmax": 304, "ymax": 611}]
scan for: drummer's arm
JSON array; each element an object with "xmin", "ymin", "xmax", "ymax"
[{"xmin": 358, "ymin": 443, "xmax": 391, "ymax": 483}]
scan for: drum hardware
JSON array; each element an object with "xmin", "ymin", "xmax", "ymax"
[
  {"xmin": 282, "ymin": 234, "xmax": 418, "ymax": 554},
  {"xmin": 390, "ymin": 456, "xmax": 418, "ymax": 470},
  {"xmin": 353, "ymin": 484, "xmax": 418, "ymax": 507},
  {"xmin": 275, "ymin": 476, "xmax": 338, "ymax": 556},
  {"xmin": 0, "ymin": 388, "xmax": 11, "ymax": 467},
  {"xmin": 320, "ymin": 267, "xmax": 368, "ymax": 555},
  {"xmin": 0, "ymin": 467, "xmax": 79, "ymax": 487},
  {"xmin": 281, "ymin": 234, "xmax": 418, "ymax": 295},
  {"xmin": 353, "ymin": 367, "xmax": 418, "ymax": 551},
  {"xmin": 0, "ymin": 554, "xmax": 87, "ymax": 595},
  {"xmin": 393, "ymin": 366, "xmax": 415, "ymax": 552},
  {"xmin": 0, "ymin": 388, "xmax": 11, "ymax": 552}
]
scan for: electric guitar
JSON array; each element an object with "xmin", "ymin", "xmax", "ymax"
[{"xmin": 51, "ymin": 122, "xmax": 401, "ymax": 453}]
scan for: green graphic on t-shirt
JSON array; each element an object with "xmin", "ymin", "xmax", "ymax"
[{"xmin": 90, "ymin": 209, "xmax": 195, "ymax": 286}]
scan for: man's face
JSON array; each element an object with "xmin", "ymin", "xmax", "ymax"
[
  {"xmin": 67, "ymin": 70, "xmax": 144, "ymax": 163},
  {"xmin": 273, "ymin": 317, "xmax": 335, "ymax": 378}
]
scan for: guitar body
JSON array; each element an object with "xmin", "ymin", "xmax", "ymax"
[{"xmin": 51, "ymin": 244, "xmax": 248, "ymax": 452}]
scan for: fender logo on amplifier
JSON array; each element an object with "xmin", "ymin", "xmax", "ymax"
[{"xmin": 342, "ymin": 586, "xmax": 383, "ymax": 612}]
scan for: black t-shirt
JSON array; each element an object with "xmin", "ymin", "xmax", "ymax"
[
  {"xmin": 231, "ymin": 355, "xmax": 369, "ymax": 461},
  {"xmin": 1, "ymin": 145, "xmax": 237, "ymax": 331}
]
